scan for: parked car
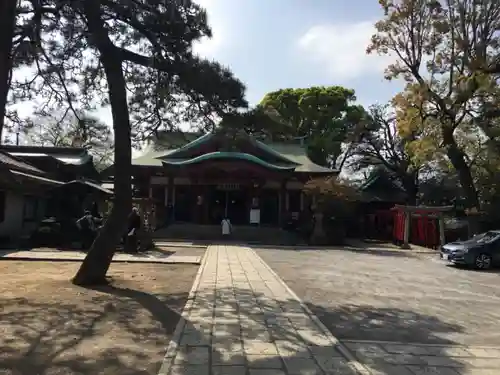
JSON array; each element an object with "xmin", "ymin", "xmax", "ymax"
[{"xmin": 440, "ymin": 230, "xmax": 500, "ymax": 269}]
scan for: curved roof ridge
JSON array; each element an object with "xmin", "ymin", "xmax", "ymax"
[
  {"xmin": 161, "ymin": 151, "xmax": 296, "ymax": 171},
  {"xmin": 162, "ymin": 132, "xmax": 215, "ymax": 158},
  {"xmin": 252, "ymin": 138, "xmax": 300, "ymax": 165}
]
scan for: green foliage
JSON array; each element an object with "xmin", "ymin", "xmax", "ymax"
[
  {"xmin": 1, "ymin": 0, "xmax": 249, "ymax": 284},
  {"xmin": 369, "ymin": 0, "xmax": 500, "ymax": 209},
  {"xmin": 6, "ymin": 0, "xmax": 247, "ymax": 141},
  {"xmin": 347, "ymin": 103, "xmax": 421, "ymax": 203},
  {"xmin": 0, "ymin": 0, "xmax": 16, "ymax": 140},
  {"xmin": 216, "ymin": 108, "xmax": 281, "ymax": 139},
  {"xmin": 304, "ymin": 177, "xmax": 360, "ymax": 202},
  {"xmin": 256, "ymin": 86, "xmax": 364, "ymax": 168},
  {"xmin": 304, "ymin": 177, "xmax": 359, "ymax": 244},
  {"xmin": 304, "ymin": 177, "xmax": 360, "ymax": 219}
]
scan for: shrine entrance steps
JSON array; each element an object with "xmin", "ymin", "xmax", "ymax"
[{"xmin": 152, "ymin": 223, "xmax": 300, "ymax": 245}]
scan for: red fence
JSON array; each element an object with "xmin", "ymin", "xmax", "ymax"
[
  {"xmin": 391, "ymin": 208, "xmax": 441, "ymax": 248},
  {"xmin": 411, "ymin": 215, "xmax": 439, "ymax": 248},
  {"xmin": 366, "ymin": 208, "xmax": 441, "ymax": 249}
]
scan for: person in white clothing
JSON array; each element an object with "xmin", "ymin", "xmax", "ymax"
[{"xmin": 221, "ymin": 217, "xmax": 232, "ymax": 238}]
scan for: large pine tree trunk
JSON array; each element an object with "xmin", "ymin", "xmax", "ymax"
[
  {"xmin": 0, "ymin": 0, "xmax": 16, "ymax": 141},
  {"xmin": 73, "ymin": 0, "xmax": 132, "ymax": 286}
]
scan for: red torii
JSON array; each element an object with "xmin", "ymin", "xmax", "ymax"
[{"xmin": 392, "ymin": 205, "xmax": 454, "ymax": 249}]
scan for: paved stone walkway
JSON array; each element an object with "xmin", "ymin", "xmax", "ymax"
[
  {"xmin": 343, "ymin": 341, "xmax": 500, "ymax": 375},
  {"xmin": 158, "ymin": 244, "xmax": 369, "ymax": 375},
  {"xmin": 158, "ymin": 245, "xmax": 500, "ymax": 375}
]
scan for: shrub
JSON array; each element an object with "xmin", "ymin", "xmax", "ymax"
[{"xmin": 304, "ymin": 177, "xmax": 360, "ymax": 244}]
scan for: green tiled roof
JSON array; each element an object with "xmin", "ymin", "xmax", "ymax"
[
  {"xmin": 132, "ymin": 150, "xmax": 172, "ymax": 167},
  {"xmin": 162, "ymin": 151, "xmax": 296, "ymax": 170},
  {"xmin": 267, "ymin": 143, "xmax": 336, "ymax": 173},
  {"xmin": 132, "ymin": 132, "xmax": 338, "ymax": 174}
]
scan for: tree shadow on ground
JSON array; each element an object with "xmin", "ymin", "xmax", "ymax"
[
  {"xmin": 253, "ymin": 245, "xmax": 420, "ymax": 258},
  {"xmin": 0, "ymin": 248, "xmax": 178, "ymax": 263},
  {"xmin": 168, "ymin": 286, "xmax": 470, "ymax": 375},
  {"xmin": 88, "ymin": 283, "xmax": 185, "ymax": 334},
  {"xmin": 0, "ymin": 287, "xmax": 188, "ymax": 375},
  {"xmin": 0, "ymin": 280, "xmax": 477, "ymax": 375},
  {"xmin": 329, "ymin": 247, "xmax": 420, "ymax": 258}
]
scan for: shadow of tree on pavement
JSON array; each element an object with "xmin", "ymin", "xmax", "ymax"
[
  {"xmin": 166, "ymin": 286, "xmax": 469, "ymax": 375},
  {"xmin": 311, "ymin": 304, "xmax": 464, "ymax": 344},
  {"xmin": 0, "ymin": 281, "xmax": 482, "ymax": 374},
  {"xmin": 252, "ymin": 245, "xmax": 422, "ymax": 259}
]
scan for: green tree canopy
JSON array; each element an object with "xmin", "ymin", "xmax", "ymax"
[
  {"xmin": 347, "ymin": 103, "xmax": 422, "ymax": 204},
  {"xmin": 255, "ymin": 86, "xmax": 365, "ymax": 168},
  {"xmin": 2, "ymin": 0, "xmax": 247, "ymax": 285},
  {"xmin": 368, "ymin": 0, "xmax": 500, "ymax": 210}
]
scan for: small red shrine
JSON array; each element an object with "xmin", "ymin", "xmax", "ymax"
[{"xmin": 392, "ymin": 205, "xmax": 454, "ymax": 249}]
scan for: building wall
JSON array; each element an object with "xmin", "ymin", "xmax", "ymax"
[
  {"xmin": 0, "ymin": 191, "xmax": 25, "ymax": 239},
  {"xmin": 150, "ymin": 176, "xmax": 305, "ymax": 189},
  {"xmin": 0, "ymin": 191, "xmax": 47, "ymax": 241},
  {"xmin": 146, "ymin": 175, "xmax": 308, "ymax": 227}
]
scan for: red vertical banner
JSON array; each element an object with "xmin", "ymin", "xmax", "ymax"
[
  {"xmin": 410, "ymin": 216, "xmax": 416, "ymax": 244},
  {"xmin": 400, "ymin": 211, "xmax": 405, "ymax": 241},
  {"xmin": 426, "ymin": 217, "xmax": 432, "ymax": 247},
  {"xmin": 393, "ymin": 210, "xmax": 404, "ymax": 241},
  {"xmin": 429, "ymin": 218, "xmax": 438, "ymax": 248},
  {"xmin": 419, "ymin": 215, "xmax": 426, "ymax": 245},
  {"xmin": 398, "ymin": 211, "xmax": 404, "ymax": 241},
  {"xmin": 392, "ymin": 211, "xmax": 397, "ymax": 240},
  {"xmin": 418, "ymin": 212, "xmax": 427, "ymax": 245}
]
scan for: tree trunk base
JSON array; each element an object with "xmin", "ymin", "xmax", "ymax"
[
  {"xmin": 72, "ymin": 274, "xmax": 110, "ymax": 287},
  {"xmin": 72, "ymin": 226, "xmax": 118, "ymax": 286}
]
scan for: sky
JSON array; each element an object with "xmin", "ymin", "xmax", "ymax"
[
  {"xmin": 75, "ymin": 0, "xmax": 403, "ymax": 127},
  {"xmin": 10, "ymin": 0, "xmax": 404, "ymax": 137},
  {"xmin": 191, "ymin": 0, "xmax": 402, "ymax": 109}
]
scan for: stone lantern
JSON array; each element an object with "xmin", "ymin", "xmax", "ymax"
[{"xmin": 310, "ymin": 198, "xmax": 327, "ymax": 245}]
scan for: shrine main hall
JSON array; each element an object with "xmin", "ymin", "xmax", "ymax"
[{"xmin": 116, "ymin": 131, "xmax": 338, "ymax": 227}]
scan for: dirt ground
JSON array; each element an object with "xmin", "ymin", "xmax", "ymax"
[{"xmin": 0, "ymin": 261, "xmax": 199, "ymax": 375}]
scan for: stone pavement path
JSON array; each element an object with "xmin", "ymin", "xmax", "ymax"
[
  {"xmin": 158, "ymin": 245, "xmax": 500, "ymax": 375},
  {"xmin": 158, "ymin": 244, "xmax": 369, "ymax": 375}
]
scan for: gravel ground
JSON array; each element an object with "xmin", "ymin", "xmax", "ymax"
[
  {"xmin": 255, "ymin": 246, "xmax": 500, "ymax": 347},
  {"xmin": 0, "ymin": 261, "xmax": 198, "ymax": 375}
]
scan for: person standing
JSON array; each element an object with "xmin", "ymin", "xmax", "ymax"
[
  {"xmin": 125, "ymin": 207, "xmax": 141, "ymax": 252},
  {"xmin": 221, "ymin": 216, "xmax": 232, "ymax": 240},
  {"xmin": 76, "ymin": 210, "xmax": 97, "ymax": 250}
]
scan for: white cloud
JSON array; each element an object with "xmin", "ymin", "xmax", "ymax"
[
  {"xmin": 192, "ymin": 0, "xmax": 226, "ymax": 59},
  {"xmin": 297, "ymin": 21, "xmax": 395, "ymax": 81}
]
